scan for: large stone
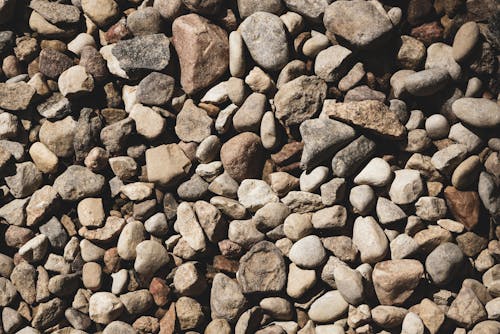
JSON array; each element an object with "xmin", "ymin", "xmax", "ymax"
[
  {"xmin": 210, "ymin": 273, "xmax": 247, "ymax": 322},
  {"xmin": 425, "ymin": 242, "xmax": 464, "ymax": 286},
  {"xmin": 172, "ymin": 14, "xmax": 228, "ymax": 94},
  {"xmin": 175, "ymin": 100, "xmax": 213, "ymax": 143},
  {"xmin": 447, "ymin": 286, "xmax": 487, "ymax": 328},
  {"xmin": 324, "ymin": 100, "xmax": 406, "ymax": 139},
  {"xmin": 373, "ymin": 259, "xmax": 424, "ymax": 305},
  {"xmin": 314, "ymin": 45, "xmax": 353, "ymax": 82},
  {"xmin": 220, "ymin": 132, "xmax": 264, "ymax": 182},
  {"xmin": 323, "ymin": 0, "xmax": 393, "ymax": 49},
  {"xmin": 240, "ymin": 12, "xmax": 289, "ymax": 71},
  {"xmin": 237, "ymin": 241, "xmax": 286, "ymax": 293},
  {"xmin": 403, "ymin": 68, "xmax": 450, "ymax": 96},
  {"xmin": 53, "ymin": 165, "xmax": 105, "ymax": 201},
  {"xmin": 145, "ymin": 144, "xmax": 191, "ymax": 188},
  {"xmin": 5, "ymin": 162, "xmax": 43, "ymax": 198},
  {"xmin": 275, "ymin": 76, "xmax": 327, "ymax": 127},
  {"xmin": 176, "ymin": 202, "xmax": 206, "ymax": 252},
  {"xmin": 0, "ymin": 82, "xmax": 36, "ymax": 110},
  {"xmin": 452, "ymin": 98, "xmax": 500, "ymax": 128},
  {"xmin": 444, "ymin": 186, "xmax": 480, "ymax": 230},
  {"xmin": 237, "ymin": 0, "xmax": 284, "ymax": 18},
  {"xmin": 283, "ymin": 0, "xmax": 329, "ymax": 22},
  {"xmin": 300, "ymin": 117, "xmax": 355, "ymax": 171},
  {"xmin": 308, "ymin": 290, "xmax": 349, "ymax": 323},
  {"xmin": 289, "ymin": 235, "xmax": 326, "ymax": 269},
  {"xmin": 352, "ymin": 216, "xmax": 388, "ymax": 264},
  {"xmin": 331, "ymin": 135, "xmax": 376, "ymax": 177},
  {"xmin": 81, "ymin": 0, "xmax": 119, "ymax": 27},
  {"xmin": 39, "ymin": 116, "xmax": 77, "ymax": 158},
  {"xmin": 89, "ymin": 292, "xmax": 124, "ymax": 324},
  {"xmin": 29, "ymin": 0, "xmax": 80, "ymax": 25},
  {"xmin": 389, "ymin": 169, "xmax": 423, "ymax": 205}
]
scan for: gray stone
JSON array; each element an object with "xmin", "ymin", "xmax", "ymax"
[
  {"xmin": 134, "ymin": 240, "xmax": 169, "ymax": 275},
  {"xmin": 89, "ymin": 292, "xmax": 124, "ymax": 325},
  {"xmin": 211, "ymin": 273, "xmax": 247, "ymax": 322},
  {"xmin": 283, "ymin": 0, "xmax": 330, "ymax": 22},
  {"xmin": 237, "ymin": 0, "xmax": 284, "ymax": 18},
  {"xmin": 334, "ymin": 265, "xmax": 365, "ymax": 305},
  {"xmin": 431, "ymin": 144, "xmax": 468, "ymax": 176},
  {"xmin": 314, "ymin": 45, "xmax": 353, "ymax": 82},
  {"xmin": 403, "ymin": 68, "xmax": 450, "ymax": 96},
  {"xmin": 376, "ymin": 197, "xmax": 407, "ymax": 224},
  {"xmin": 281, "ymin": 191, "xmax": 324, "ymax": 213},
  {"xmin": 308, "ymin": 290, "xmax": 348, "ymax": 323},
  {"xmin": 352, "ymin": 216, "xmax": 388, "ymax": 264},
  {"xmin": 289, "ymin": 235, "xmax": 326, "ymax": 269},
  {"xmin": 5, "ymin": 162, "xmax": 43, "ymax": 198},
  {"xmin": 415, "ymin": 197, "xmax": 447, "ymax": 221},
  {"xmin": 137, "ymin": 72, "xmax": 174, "ymax": 106},
  {"xmin": 331, "ymin": 135, "xmax": 376, "ymax": 177},
  {"xmin": 425, "ymin": 42, "xmax": 462, "ymax": 81},
  {"xmin": 425, "ymin": 242, "xmax": 464, "ymax": 286},
  {"xmin": 53, "ymin": 165, "xmax": 105, "ymax": 201},
  {"xmin": 389, "ymin": 169, "xmax": 423, "ymax": 205},
  {"xmin": 175, "ymin": 99, "xmax": 213, "ymax": 143},
  {"xmin": 349, "ymin": 185, "xmax": 376, "ymax": 216},
  {"xmin": 39, "ymin": 217, "xmax": 68, "ymax": 249},
  {"xmin": 37, "ymin": 93, "xmax": 71, "ymax": 120},
  {"xmin": 479, "ymin": 172, "xmax": 500, "ymax": 215},
  {"xmin": 0, "ymin": 82, "xmax": 36, "ymax": 111},
  {"xmin": 452, "ymin": 98, "xmax": 500, "ymax": 128},
  {"xmin": 233, "ymin": 93, "xmax": 266, "ymax": 133}
]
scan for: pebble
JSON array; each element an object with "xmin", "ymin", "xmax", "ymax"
[
  {"xmin": 354, "ymin": 157, "xmax": 392, "ymax": 187},
  {"xmin": 281, "ymin": 191, "xmax": 324, "ymax": 213},
  {"xmin": 233, "ymin": 92, "xmax": 266, "ymax": 133},
  {"xmin": 38, "ymin": 48, "xmax": 73, "ymax": 79},
  {"xmin": 451, "ymin": 155, "xmax": 481, "ymax": 190},
  {"xmin": 431, "ymin": 143, "xmax": 468, "ymax": 176},
  {"xmin": 145, "ymin": 144, "xmax": 191, "ymax": 187},
  {"xmin": 136, "ymin": 72, "xmax": 174, "ymax": 106},
  {"xmin": 308, "ymin": 290, "xmax": 349, "ymax": 323},
  {"xmin": 331, "ymin": 135, "xmax": 376, "ymax": 177},
  {"xmin": 82, "ymin": 0, "xmax": 119, "ymax": 27},
  {"xmin": 452, "ymin": 97, "xmax": 500, "ymax": 128},
  {"xmin": 229, "ymin": 31, "xmax": 245, "ymax": 78},
  {"xmin": 349, "ymin": 185, "xmax": 376, "ymax": 216},
  {"xmin": 314, "ymin": 45, "xmax": 352, "ymax": 82},
  {"xmin": 288, "ymin": 235, "xmax": 326, "ymax": 269},
  {"xmin": 333, "ymin": 265, "xmax": 365, "ymax": 305},
  {"xmin": 403, "ymin": 68, "xmax": 450, "ymax": 96},
  {"xmin": 130, "ymin": 104, "xmax": 166, "ymax": 140},
  {"xmin": 134, "ymin": 240, "xmax": 169, "ymax": 275},
  {"xmin": 352, "ymin": 216, "xmax": 389, "ymax": 264},
  {"xmin": 210, "ymin": 273, "xmax": 247, "ymax": 322},
  {"xmin": 425, "ymin": 114, "xmax": 449, "ymax": 139},
  {"xmin": 240, "ymin": 12, "xmax": 289, "ymax": 71},
  {"xmin": 236, "ymin": 0, "xmax": 284, "ymax": 18},
  {"xmin": 176, "ymin": 202, "xmax": 206, "ymax": 251},
  {"xmin": 415, "ymin": 196, "xmax": 447, "ymax": 221},
  {"xmin": 58, "ymin": 65, "xmax": 94, "ymax": 98},
  {"xmin": 425, "ymin": 242, "xmax": 464, "ymax": 286},
  {"xmin": 172, "ymin": 14, "xmax": 228, "ymax": 94},
  {"xmin": 299, "ymin": 166, "xmax": 329, "ymax": 192},
  {"xmin": 376, "ymin": 197, "xmax": 407, "ymax": 224},
  {"xmin": 425, "ymin": 42, "xmax": 462, "ymax": 81},
  {"xmin": 302, "ymin": 31, "xmax": 330, "ymax": 58},
  {"xmin": 452, "ymin": 21, "xmax": 480, "ymax": 62},
  {"xmin": 339, "ymin": 62, "xmax": 365, "ymax": 92},
  {"xmin": 397, "ymin": 35, "xmax": 426, "ymax": 70},
  {"xmin": 0, "ymin": 82, "xmax": 36, "ymax": 110},
  {"xmin": 238, "ymin": 179, "xmax": 278, "ymax": 212},
  {"xmin": 88, "ymin": 292, "xmax": 124, "ymax": 324},
  {"xmin": 389, "ymin": 169, "xmax": 424, "ymax": 205},
  {"xmin": 220, "ymin": 132, "xmax": 264, "ymax": 182}
]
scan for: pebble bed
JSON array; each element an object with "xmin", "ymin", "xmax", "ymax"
[{"xmin": 0, "ymin": 0, "xmax": 499, "ymax": 333}]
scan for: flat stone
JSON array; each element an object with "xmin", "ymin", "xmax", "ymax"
[
  {"xmin": 172, "ymin": 14, "xmax": 228, "ymax": 94},
  {"xmin": 240, "ymin": 12, "xmax": 289, "ymax": 71},
  {"xmin": 53, "ymin": 165, "xmax": 105, "ymax": 201},
  {"xmin": 314, "ymin": 45, "xmax": 353, "ymax": 82},
  {"xmin": 452, "ymin": 98, "xmax": 500, "ymax": 128},
  {"xmin": 323, "ymin": 0, "xmax": 393, "ymax": 49},
  {"xmin": 275, "ymin": 75, "xmax": 327, "ymax": 127},
  {"xmin": 452, "ymin": 21, "xmax": 480, "ymax": 62},
  {"xmin": 58, "ymin": 65, "xmax": 94, "ymax": 98},
  {"xmin": 372, "ymin": 305, "xmax": 408, "ymax": 329},
  {"xmin": 0, "ymin": 82, "xmax": 36, "ymax": 110},
  {"xmin": 324, "ymin": 99, "xmax": 406, "ymax": 139},
  {"xmin": 300, "ymin": 117, "xmax": 356, "ymax": 170},
  {"xmin": 373, "ymin": 259, "xmax": 424, "ymax": 305},
  {"xmin": 237, "ymin": 241, "xmax": 286, "ymax": 293},
  {"xmin": 175, "ymin": 100, "xmax": 213, "ymax": 143},
  {"xmin": 444, "ymin": 186, "xmax": 480, "ymax": 230},
  {"xmin": 145, "ymin": 144, "xmax": 191, "ymax": 187},
  {"xmin": 281, "ymin": 191, "xmax": 324, "ymax": 213},
  {"xmin": 403, "ymin": 68, "xmax": 450, "ymax": 96}
]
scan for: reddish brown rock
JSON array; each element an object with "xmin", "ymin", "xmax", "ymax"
[
  {"xmin": 172, "ymin": 13, "xmax": 229, "ymax": 94},
  {"xmin": 5, "ymin": 225, "xmax": 35, "ymax": 248},
  {"xmin": 271, "ymin": 141, "xmax": 303, "ymax": 166},
  {"xmin": 38, "ymin": 48, "xmax": 74, "ymax": 79},
  {"xmin": 444, "ymin": 186, "xmax": 480, "ymax": 230},
  {"xmin": 103, "ymin": 247, "xmax": 121, "ymax": 273},
  {"xmin": 159, "ymin": 302, "xmax": 176, "ymax": 334},
  {"xmin": 220, "ymin": 132, "xmax": 264, "ymax": 182},
  {"xmin": 150, "ymin": 277, "xmax": 171, "ymax": 307},
  {"xmin": 411, "ymin": 21, "xmax": 444, "ymax": 46},
  {"xmin": 213, "ymin": 255, "xmax": 239, "ymax": 274},
  {"xmin": 105, "ymin": 21, "xmax": 130, "ymax": 44},
  {"xmin": 80, "ymin": 46, "xmax": 109, "ymax": 82}
]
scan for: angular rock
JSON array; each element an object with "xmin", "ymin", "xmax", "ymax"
[
  {"xmin": 145, "ymin": 144, "xmax": 191, "ymax": 187},
  {"xmin": 53, "ymin": 165, "xmax": 105, "ymax": 201},
  {"xmin": 0, "ymin": 82, "xmax": 36, "ymax": 111}
]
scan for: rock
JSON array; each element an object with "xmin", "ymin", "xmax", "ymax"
[
  {"xmin": 39, "ymin": 115, "xmax": 77, "ymax": 158},
  {"xmin": 333, "ymin": 265, "xmax": 365, "ymax": 305},
  {"xmin": 452, "ymin": 156, "xmax": 480, "ymax": 190},
  {"xmin": 176, "ymin": 202, "xmax": 206, "ymax": 251},
  {"xmin": 320, "ymin": 178, "xmax": 346, "ymax": 206},
  {"xmin": 134, "ymin": 240, "xmax": 169, "ymax": 275},
  {"xmin": 0, "ymin": 82, "xmax": 36, "ymax": 110},
  {"xmin": 354, "ymin": 157, "xmax": 392, "ymax": 187},
  {"xmin": 389, "ymin": 169, "xmax": 423, "ymax": 205},
  {"xmin": 112, "ymin": 34, "xmax": 170, "ymax": 76},
  {"xmin": 300, "ymin": 117, "xmax": 356, "ymax": 170},
  {"xmin": 403, "ymin": 68, "xmax": 450, "ymax": 96},
  {"xmin": 373, "ymin": 259, "xmax": 424, "ymax": 305},
  {"xmin": 129, "ymin": 104, "xmax": 166, "ymax": 141},
  {"xmin": 376, "ymin": 197, "xmax": 407, "ymax": 224},
  {"xmin": 81, "ymin": 0, "xmax": 119, "ymax": 27},
  {"xmin": 233, "ymin": 92, "xmax": 266, "ymax": 133},
  {"xmin": 281, "ymin": 191, "xmax": 324, "ymax": 213},
  {"xmin": 283, "ymin": 0, "xmax": 329, "ymax": 22},
  {"xmin": 145, "ymin": 144, "xmax": 192, "ymax": 187},
  {"xmin": 0, "ymin": 198, "xmax": 29, "ymax": 226},
  {"xmin": 237, "ymin": 0, "xmax": 284, "ymax": 18},
  {"xmin": 176, "ymin": 297, "xmax": 205, "ymax": 330},
  {"xmin": 100, "ymin": 118, "xmax": 134, "ymax": 154},
  {"xmin": 299, "ymin": 166, "xmax": 328, "ymax": 193},
  {"xmin": 137, "ymin": 72, "xmax": 174, "ymax": 106},
  {"xmin": 175, "ymin": 100, "xmax": 213, "ymax": 143},
  {"xmin": 174, "ymin": 262, "xmax": 206, "ymax": 297},
  {"xmin": 38, "ymin": 48, "xmax": 74, "ymax": 79},
  {"xmin": 452, "ymin": 21, "xmax": 480, "ymax": 62},
  {"xmin": 103, "ymin": 321, "xmax": 136, "ymax": 334},
  {"xmin": 444, "ymin": 186, "xmax": 480, "ymax": 230},
  {"xmin": 89, "ymin": 292, "xmax": 124, "ymax": 324},
  {"xmin": 415, "ymin": 197, "xmax": 447, "ymax": 221},
  {"xmin": 172, "ymin": 14, "xmax": 228, "ymax": 94},
  {"xmin": 286, "ymin": 263, "xmax": 316, "ymax": 299},
  {"xmin": 397, "ymin": 35, "xmax": 426, "ymax": 70},
  {"xmin": 80, "ymin": 46, "xmax": 109, "ymax": 82},
  {"xmin": 372, "ymin": 305, "xmax": 408, "ymax": 329},
  {"xmin": 36, "ymin": 93, "xmax": 71, "ymax": 121},
  {"xmin": 308, "ymin": 290, "xmax": 348, "ymax": 323},
  {"xmin": 53, "ymin": 165, "xmax": 105, "ymax": 201},
  {"xmin": 425, "ymin": 114, "xmax": 449, "ymax": 139},
  {"xmin": 349, "ymin": 184, "xmax": 375, "ymax": 215},
  {"xmin": 220, "ymin": 132, "xmax": 264, "ymax": 182},
  {"xmin": 5, "ymin": 161, "xmax": 43, "ymax": 198},
  {"xmin": 325, "ymin": 100, "xmax": 406, "ymax": 139},
  {"xmin": 240, "ymin": 12, "xmax": 288, "ymax": 71},
  {"xmin": 0, "ymin": 277, "xmax": 17, "ymax": 306},
  {"xmin": 117, "ymin": 221, "xmax": 145, "ymax": 260},
  {"xmin": 457, "ymin": 232, "xmax": 488, "ymax": 257},
  {"xmin": 425, "ymin": 242, "xmax": 464, "ymax": 286},
  {"xmin": 479, "ymin": 172, "xmax": 500, "ymax": 216},
  {"xmin": 314, "ymin": 45, "xmax": 353, "ymax": 82},
  {"xmin": 40, "ymin": 216, "xmax": 68, "ymax": 249},
  {"xmin": 120, "ymin": 290, "xmax": 153, "ymax": 315},
  {"xmin": 211, "ymin": 273, "xmax": 247, "ymax": 322},
  {"xmin": 418, "ymin": 298, "xmax": 445, "ymax": 334},
  {"xmin": 237, "ymin": 241, "xmax": 286, "ymax": 293},
  {"xmin": 425, "ymin": 42, "xmax": 461, "ymax": 81},
  {"xmin": 228, "ymin": 219, "xmax": 264, "ymax": 249},
  {"xmin": 323, "ymin": 0, "xmax": 393, "ymax": 49},
  {"xmin": 352, "ymin": 216, "xmax": 389, "ymax": 264},
  {"xmin": 0, "ymin": 112, "xmax": 17, "ymax": 140},
  {"xmin": 452, "ymin": 98, "xmax": 500, "ymax": 128},
  {"xmin": 289, "ymin": 235, "xmax": 326, "ymax": 269},
  {"xmin": 58, "ymin": 65, "xmax": 94, "ymax": 98},
  {"xmin": 10, "ymin": 262, "xmax": 37, "ymax": 304},
  {"xmin": 390, "ymin": 234, "xmax": 419, "ymax": 259},
  {"xmin": 331, "ymin": 135, "xmax": 376, "ymax": 177},
  {"xmin": 275, "ymin": 76, "xmax": 327, "ymax": 128},
  {"xmin": 447, "ymin": 286, "xmax": 487, "ymax": 328},
  {"xmin": 431, "ymin": 144, "xmax": 468, "ymax": 176},
  {"xmin": 126, "ymin": 7, "xmax": 161, "ymax": 36},
  {"xmin": 449, "ymin": 122, "xmax": 482, "ymax": 153}
]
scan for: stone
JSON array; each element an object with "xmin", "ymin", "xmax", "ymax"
[
  {"xmin": 352, "ymin": 216, "xmax": 389, "ymax": 264},
  {"xmin": 53, "ymin": 165, "xmax": 105, "ymax": 201},
  {"xmin": 403, "ymin": 68, "xmax": 450, "ymax": 96},
  {"xmin": 240, "ymin": 12, "xmax": 288, "ymax": 71},
  {"xmin": 323, "ymin": 0, "xmax": 393, "ymax": 49},
  {"xmin": 40, "ymin": 216, "xmax": 68, "ymax": 249},
  {"xmin": 229, "ymin": 31, "xmax": 245, "ymax": 78},
  {"xmin": 320, "ymin": 178, "xmax": 346, "ymax": 206},
  {"xmin": 354, "ymin": 158, "xmax": 392, "ymax": 187},
  {"xmin": 38, "ymin": 48, "xmax": 74, "ymax": 79},
  {"xmin": 349, "ymin": 184, "xmax": 376, "ymax": 215},
  {"xmin": 126, "ymin": 7, "xmax": 161, "ymax": 35},
  {"xmin": 129, "ymin": 104, "xmax": 166, "ymax": 141},
  {"xmin": 314, "ymin": 45, "xmax": 353, "ymax": 82},
  {"xmin": 415, "ymin": 197, "xmax": 447, "ymax": 221},
  {"xmin": 0, "ymin": 82, "xmax": 36, "ymax": 110},
  {"xmin": 100, "ymin": 118, "xmax": 134, "ymax": 154},
  {"xmin": 431, "ymin": 144, "xmax": 468, "ymax": 176},
  {"xmin": 116, "ymin": 221, "xmax": 145, "ymax": 261},
  {"xmin": 103, "ymin": 321, "xmax": 136, "ymax": 334},
  {"xmin": 425, "ymin": 242, "xmax": 464, "ymax": 286},
  {"xmin": 89, "ymin": 292, "xmax": 124, "ymax": 324},
  {"xmin": 389, "ymin": 169, "xmax": 423, "ymax": 205},
  {"xmin": 333, "ymin": 265, "xmax": 365, "ymax": 305},
  {"xmin": 376, "ymin": 197, "xmax": 407, "ymax": 224},
  {"xmin": 325, "ymin": 100, "xmax": 406, "ymax": 139},
  {"xmin": 444, "ymin": 186, "xmax": 480, "ymax": 230},
  {"xmin": 228, "ymin": 219, "xmax": 264, "ymax": 249},
  {"xmin": 372, "ymin": 305, "xmax": 408, "ymax": 329},
  {"xmin": 112, "ymin": 34, "xmax": 170, "ymax": 76},
  {"xmin": 373, "ymin": 260, "xmax": 424, "ymax": 305},
  {"xmin": 34, "ymin": 94, "xmax": 70, "ymax": 121},
  {"xmin": 281, "ymin": 191, "xmax": 324, "ymax": 213},
  {"xmin": 176, "ymin": 202, "xmax": 207, "ymax": 251},
  {"xmin": 80, "ymin": 46, "xmax": 109, "ymax": 82},
  {"xmin": 137, "ymin": 72, "xmax": 174, "ymax": 106},
  {"xmin": 236, "ymin": 0, "xmax": 284, "ymax": 18},
  {"xmin": 308, "ymin": 290, "xmax": 348, "ymax": 323},
  {"xmin": 5, "ymin": 162, "xmax": 42, "ymax": 198},
  {"xmin": 134, "ymin": 240, "xmax": 169, "ymax": 275},
  {"xmin": 10, "ymin": 262, "xmax": 37, "ymax": 304},
  {"xmin": 479, "ymin": 172, "xmax": 500, "ymax": 216},
  {"xmin": 211, "ymin": 273, "xmax": 247, "ymax": 322},
  {"xmin": 452, "ymin": 98, "xmax": 500, "ymax": 128},
  {"xmin": 39, "ymin": 116, "xmax": 78, "ymax": 158},
  {"xmin": 286, "ymin": 263, "xmax": 316, "ymax": 299},
  {"xmin": 0, "ymin": 277, "xmax": 17, "ymax": 306},
  {"xmin": 449, "ymin": 123, "xmax": 482, "ymax": 153},
  {"xmin": 237, "ymin": 241, "xmax": 286, "ymax": 293},
  {"xmin": 447, "ymin": 286, "xmax": 487, "ymax": 328},
  {"xmin": 175, "ymin": 100, "xmax": 213, "ymax": 143},
  {"xmin": 176, "ymin": 297, "xmax": 204, "ymax": 330},
  {"xmin": 253, "ymin": 202, "xmax": 289, "ymax": 232},
  {"xmin": 220, "ymin": 132, "xmax": 264, "ymax": 182},
  {"xmin": 300, "ymin": 118, "xmax": 356, "ymax": 170},
  {"xmin": 120, "ymin": 290, "xmax": 153, "ymax": 315},
  {"xmin": 172, "ymin": 14, "xmax": 228, "ymax": 94},
  {"xmin": 174, "ymin": 262, "xmax": 206, "ymax": 297},
  {"xmin": 452, "ymin": 21, "xmax": 480, "ymax": 62},
  {"xmin": 237, "ymin": 179, "xmax": 279, "ymax": 212},
  {"xmin": 81, "ymin": 0, "xmax": 119, "ymax": 27},
  {"xmin": 289, "ymin": 235, "xmax": 326, "ymax": 269},
  {"xmin": 58, "ymin": 65, "xmax": 94, "ymax": 98},
  {"xmin": 425, "ymin": 114, "xmax": 449, "ymax": 139},
  {"xmin": 331, "ymin": 135, "xmax": 376, "ymax": 177},
  {"xmin": 390, "ymin": 234, "xmax": 419, "ymax": 259},
  {"xmin": 397, "ymin": 35, "xmax": 426, "ymax": 69},
  {"xmin": 425, "ymin": 42, "xmax": 461, "ymax": 81},
  {"xmin": 233, "ymin": 92, "xmax": 266, "ymax": 133},
  {"xmin": 275, "ymin": 75, "xmax": 327, "ymax": 127},
  {"xmin": 145, "ymin": 144, "xmax": 191, "ymax": 187}
]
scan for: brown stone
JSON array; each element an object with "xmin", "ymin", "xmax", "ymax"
[
  {"xmin": 410, "ymin": 21, "xmax": 444, "ymax": 46},
  {"xmin": 38, "ymin": 48, "xmax": 73, "ymax": 79},
  {"xmin": 103, "ymin": 247, "xmax": 121, "ymax": 273},
  {"xmin": 444, "ymin": 186, "xmax": 480, "ymax": 230},
  {"xmin": 150, "ymin": 277, "xmax": 171, "ymax": 307},
  {"xmin": 418, "ymin": 298, "xmax": 445, "ymax": 334},
  {"xmin": 372, "ymin": 259, "xmax": 424, "ymax": 306},
  {"xmin": 78, "ymin": 216, "xmax": 126, "ymax": 243},
  {"xmin": 220, "ymin": 132, "xmax": 264, "ymax": 182},
  {"xmin": 271, "ymin": 141, "xmax": 303, "ymax": 166},
  {"xmin": 213, "ymin": 255, "xmax": 239, "ymax": 274},
  {"xmin": 159, "ymin": 302, "xmax": 176, "ymax": 334},
  {"xmin": 324, "ymin": 100, "xmax": 406, "ymax": 139},
  {"xmin": 172, "ymin": 13, "xmax": 229, "ymax": 94},
  {"xmin": 80, "ymin": 46, "xmax": 109, "ymax": 82}
]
